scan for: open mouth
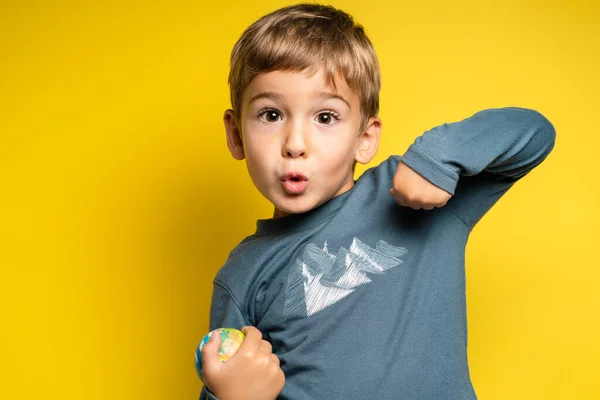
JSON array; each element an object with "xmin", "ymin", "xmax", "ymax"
[
  {"xmin": 281, "ymin": 172, "xmax": 308, "ymax": 194},
  {"xmin": 281, "ymin": 172, "xmax": 308, "ymax": 181}
]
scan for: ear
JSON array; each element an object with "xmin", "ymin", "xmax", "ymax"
[
  {"xmin": 224, "ymin": 109, "xmax": 245, "ymax": 160},
  {"xmin": 355, "ymin": 116, "xmax": 382, "ymax": 164}
]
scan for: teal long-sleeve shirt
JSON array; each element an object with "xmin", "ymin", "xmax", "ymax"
[{"xmin": 199, "ymin": 107, "xmax": 556, "ymax": 399}]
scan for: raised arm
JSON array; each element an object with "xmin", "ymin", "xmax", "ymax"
[{"xmin": 397, "ymin": 107, "xmax": 556, "ymax": 228}]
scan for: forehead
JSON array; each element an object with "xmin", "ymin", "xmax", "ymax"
[{"xmin": 242, "ymin": 67, "xmax": 358, "ymax": 107}]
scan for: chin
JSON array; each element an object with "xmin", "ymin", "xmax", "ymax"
[{"xmin": 274, "ymin": 196, "xmax": 319, "ymax": 216}]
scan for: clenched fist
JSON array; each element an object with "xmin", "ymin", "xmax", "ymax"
[
  {"xmin": 202, "ymin": 326, "xmax": 285, "ymax": 400},
  {"xmin": 390, "ymin": 161, "xmax": 452, "ymax": 210}
]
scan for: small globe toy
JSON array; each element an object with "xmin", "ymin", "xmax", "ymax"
[{"xmin": 194, "ymin": 328, "xmax": 245, "ymax": 383}]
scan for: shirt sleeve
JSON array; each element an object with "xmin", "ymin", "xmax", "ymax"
[
  {"xmin": 199, "ymin": 282, "xmax": 251, "ymax": 400},
  {"xmin": 399, "ymin": 107, "xmax": 556, "ymax": 228}
]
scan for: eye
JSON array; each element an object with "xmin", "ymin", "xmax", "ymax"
[
  {"xmin": 258, "ymin": 109, "xmax": 282, "ymax": 123},
  {"xmin": 316, "ymin": 111, "xmax": 340, "ymax": 125}
]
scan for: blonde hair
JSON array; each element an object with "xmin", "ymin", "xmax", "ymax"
[{"xmin": 227, "ymin": 3, "xmax": 381, "ymax": 133}]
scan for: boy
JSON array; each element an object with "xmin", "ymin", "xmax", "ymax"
[{"xmin": 199, "ymin": 3, "xmax": 556, "ymax": 399}]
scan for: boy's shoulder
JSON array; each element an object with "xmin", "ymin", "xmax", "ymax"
[
  {"xmin": 360, "ymin": 154, "xmax": 401, "ymax": 181},
  {"xmin": 214, "ymin": 234, "xmax": 262, "ymax": 281},
  {"xmin": 213, "ymin": 230, "xmax": 289, "ymax": 293}
]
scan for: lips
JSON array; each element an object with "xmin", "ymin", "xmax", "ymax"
[{"xmin": 280, "ymin": 172, "xmax": 308, "ymax": 195}]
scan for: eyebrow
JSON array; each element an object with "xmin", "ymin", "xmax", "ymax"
[{"xmin": 248, "ymin": 91, "xmax": 351, "ymax": 109}]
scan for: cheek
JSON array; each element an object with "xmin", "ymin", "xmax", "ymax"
[
  {"xmin": 245, "ymin": 135, "xmax": 277, "ymax": 162},
  {"xmin": 318, "ymin": 135, "xmax": 358, "ymax": 165},
  {"xmin": 243, "ymin": 135, "xmax": 277, "ymax": 176}
]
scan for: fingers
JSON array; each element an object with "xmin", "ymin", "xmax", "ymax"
[
  {"xmin": 390, "ymin": 188, "xmax": 425, "ymax": 209},
  {"xmin": 259, "ymin": 338, "xmax": 273, "ymax": 354},
  {"xmin": 239, "ymin": 326, "xmax": 280, "ymax": 368},
  {"xmin": 390, "ymin": 188, "xmax": 413, "ymax": 207},
  {"xmin": 201, "ymin": 330, "xmax": 222, "ymax": 373},
  {"xmin": 422, "ymin": 203, "xmax": 436, "ymax": 211},
  {"xmin": 240, "ymin": 326, "xmax": 263, "ymax": 352},
  {"xmin": 201, "ymin": 326, "xmax": 283, "ymax": 399},
  {"xmin": 240, "ymin": 326, "xmax": 276, "ymax": 356},
  {"xmin": 390, "ymin": 187, "xmax": 448, "ymax": 210},
  {"xmin": 270, "ymin": 353, "xmax": 280, "ymax": 367}
]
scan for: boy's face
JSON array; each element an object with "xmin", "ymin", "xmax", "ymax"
[{"xmin": 224, "ymin": 67, "xmax": 381, "ymax": 217}]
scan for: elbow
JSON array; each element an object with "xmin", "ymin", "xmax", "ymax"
[
  {"xmin": 508, "ymin": 107, "xmax": 556, "ymax": 155},
  {"xmin": 530, "ymin": 109, "xmax": 556, "ymax": 156}
]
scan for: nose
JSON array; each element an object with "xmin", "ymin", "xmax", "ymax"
[{"xmin": 282, "ymin": 124, "xmax": 307, "ymax": 158}]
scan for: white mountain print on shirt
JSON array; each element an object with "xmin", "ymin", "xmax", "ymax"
[{"xmin": 283, "ymin": 238, "xmax": 408, "ymax": 318}]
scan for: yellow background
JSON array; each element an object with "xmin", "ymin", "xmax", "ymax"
[{"xmin": 1, "ymin": 0, "xmax": 598, "ymax": 398}]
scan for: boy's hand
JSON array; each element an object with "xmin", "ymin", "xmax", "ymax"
[
  {"xmin": 390, "ymin": 161, "xmax": 452, "ymax": 210},
  {"xmin": 202, "ymin": 326, "xmax": 285, "ymax": 400}
]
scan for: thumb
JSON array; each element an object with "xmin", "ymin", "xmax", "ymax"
[{"xmin": 201, "ymin": 331, "xmax": 222, "ymax": 376}]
